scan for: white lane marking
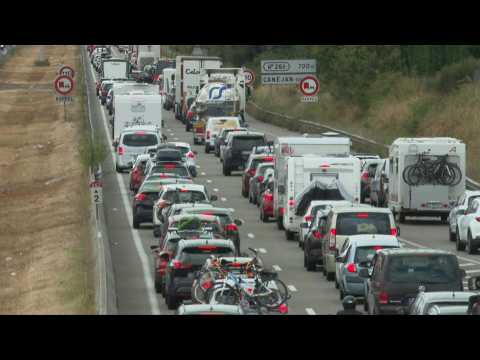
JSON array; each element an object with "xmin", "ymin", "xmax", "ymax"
[
  {"xmin": 247, "ymin": 233, "xmax": 255, "ymax": 239},
  {"xmin": 305, "ymin": 308, "xmax": 316, "ymax": 315},
  {"xmin": 466, "ymin": 269, "xmax": 480, "ymax": 274},
  {"xmin": 201, "ymin": 172, "xmax": 206, "ymax": 176},
  {"xmin": 5, "ymin": 257, "xmax": 12, "ymax": 262},
  {"xmin": 10, "ymin": 272, "xmax": 16, "ymax": 277},
  {"xmin": 399, "ymin": 236, "xmax": 480, "ymax": 266},
  {"xmin": 221, "ymin": 197, "xmax": 227, "ymax": 202},
  {"xmin": 112, "ymin": 208, "xmax": 118, "ymax": 212},
  {"xmin": 88, "ymin": 61, "xmax": 161, "ymax": 315},
  {"xmin": 258, "ymin": 248, "xmax": 267, "ymax": 254},
  {"xmin": 287, "ymin": 285, "xmax": 297, "ymax": 292},
  {"xmin": 196, "ymin": 165, "xmax": 200, "ymax": 169},
  {"xmin": 174, "ymin": 138, "xmax": 179, "ymax": 141},
  {"xmin": 213, "ymin": 188, "xmax": 219, "ymax": 192},
  {"xmin": 460, "ymin": 263, "xmax": 476, "ymax": 268},
  {"xmin": 272, "ymin": 265, "xmax": 282, "ymax": 272},
  {"xmin": 206, "ymin": 180, "xmax": 212, "ymax": 184}
]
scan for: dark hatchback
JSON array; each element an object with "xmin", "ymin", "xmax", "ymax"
[
  {"xmin": 132, "ymin": 181, "xmax": 163, "ymax": 229},
  {"xmin": 222, "ymin": 132, "xmax": 267, "ymax": 176},
  {"xmin": 361, "ymin": 249, "xmax": 466, "ymax": 315}
]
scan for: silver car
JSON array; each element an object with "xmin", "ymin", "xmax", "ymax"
[
  {"xmin": 335, "ymin": 234, "xmax": 401, "ymax": 299},
  {"xmin": 409, "ymin": 291, "xmax": 477, "ymax": 315}
]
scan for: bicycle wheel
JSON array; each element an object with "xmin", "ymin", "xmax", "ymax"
[
  {"xmin": 206, "ymin": 282, "xmax": 240, "ymax": 305},
  {"xmin": 406, "ymin": 165, "xmax": 424, "ymax": 186},
  {"xmin": 255, "ymin": 279, "xmax": 290, "ymax": 310},
  {"xmin": 192, "ymin": 280, "xmax": 209, "ymax": 304},
  {"xmin": 402, "ymin": 165, "xmax": 414, "ymax": 185},
  {"xmin": 445, "ymin": 163, "xmax": 462, "ymax": 186}
]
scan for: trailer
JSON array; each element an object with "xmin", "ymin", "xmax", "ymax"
[
  {"xmin": 388, "ymin": 138, "xmax": 466, "ymax": 223},
  {"xmin": 273, "ymin": 136, "xmax": 351, "ymax": 230},
  {"xmin": 283, "ymin": 155, "xmax": 361, "ymax": 239},
  {"xmin": 174, "ymin": 56, "xmax": 222, "ymax": 121}
]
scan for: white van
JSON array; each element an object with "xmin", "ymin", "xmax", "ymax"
[
  {"xmin": 273, "ymin": 136, "xmax": 351, "ymax": 230},
  {"xmin": 283, "ymin": 155, "xmax": 361, "ymax": 240},
  {"xmin": 388, "ymin": 138, "xmax": 466, "ymax": 223},
  {"xmin": 161, "ymin": 68, "xmax": 176, "ymax": 110},
  {"xmin": 115, "ymin": 125, "xmax": 162, "ymax": 172},
  {"xmin": 204, "ymin": 117, "xmax": 241, "ymax": 153}
]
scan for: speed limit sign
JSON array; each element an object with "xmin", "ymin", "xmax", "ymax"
[{"xmin": 244, "ymin": 69, "xmax": 255, "ymax": 87}]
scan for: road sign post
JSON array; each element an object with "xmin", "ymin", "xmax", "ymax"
[{"xmin": 90, "ymin": 180, "xmax": 103, "ymax": 219}]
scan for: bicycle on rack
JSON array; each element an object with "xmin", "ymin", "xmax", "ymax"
[{"xmin": 402, "ymin": 153, "xmax": 462, "ymax": 186}]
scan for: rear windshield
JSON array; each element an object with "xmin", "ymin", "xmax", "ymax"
[
  {"xmin": 210, "ymin": 119, "xmax": 240, "ymax": 130},
  {"xmin": 354, "ymin": 246, "xmax": 399, "ymax": 264},
  {"xmin": 188, "ymin": 211, "xmax": 232, "ymax": 227},
  {"xmin": 206, "ymin": 103, "xmax": 235, "ymax": 117},
  {"xmin": 386, "ymin": 255, "xmax": 458, "ymax": 284},
  {"xmin": 157, "ymin": 151, "xmax": 183, "ymax": 161},
  {"xmin": 250, "ymin": 158, "xmax": 272, "ymax": 171},
  {"xmin": 151, "ymin": 164, "xmax": 190, "ymax": 177},
  {"xmin": 140, "ymin": 182, "xmax": 165, "ymax": 193},
  {"xmin": 122, "ymin": 133, "xmax": 158, "ymax": 147},
  {"xmin": 172, "ymin": 218, "xmax": 222, "ymax": 233},
  {"xmin": 174, "ymin": 147, "xmax": 189, "ymax": 155},
  {"xmin": 178, "ymin": 246, "xmax": 235, "ymax": 266},
  {"xmin": 164, "ymin": 190, "xmax": 207, "ymax": 203},
  {"xmin": 336, "ymin": 212, "xmax": 391, "ymax": 236},
  {"xmin": 233, "ymin": 137, "xmax": 265, "ymax": 151}
]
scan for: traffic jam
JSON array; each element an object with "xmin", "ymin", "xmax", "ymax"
[{"xmin": 87, "ymin": 45, "xmax": 480, "ymax": 315}]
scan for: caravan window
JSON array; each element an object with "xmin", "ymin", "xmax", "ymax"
[{"xmin": 122, "ymin": 133, "xmax": 158, "ymax": 147}]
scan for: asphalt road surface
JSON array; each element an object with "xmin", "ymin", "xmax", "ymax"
[{"xmin": 84, "ymin": 47, "xmax": 480, "ymax": 315}]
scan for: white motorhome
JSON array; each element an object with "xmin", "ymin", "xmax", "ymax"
[
  {"xmin": 174, "ymin": 56, "xmax": 222, "ymax": 120},
  {"xmin": 110, "ymin": 83, "xmax": 158, "ymax": 120},
  {"xmin": 112, "ymin": 93, "xmax": 163, "ymax": 141},
  {"xmin": 102, "ymin": 58, "xmax": 129, "ymax": 80},
  {"xmin": 273, "ymin": 136, "xmax": 351, "ymax": 229},
  {"xmin": 283, "ymin": 155, "xmax": 361, "ymax": 239},
  {"xmin": 388, "ymin": 137, "xmax": 466, "ymax": 223}
]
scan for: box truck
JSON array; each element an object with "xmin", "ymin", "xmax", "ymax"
[
  {"xmin": 283, "ymin": 155, "xmax": 361, "ymax": 240},
  {"xmin": 273, "ymin": 136, "xmax": 351, "ymax": 230},
  {"xmin": 388, "ymin": 137, "xmax": 466, "ymax": 223}
]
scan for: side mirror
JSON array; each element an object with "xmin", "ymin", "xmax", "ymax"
[
  {"xmin": 358, "ymin": 268, "xmax": 370, "ymax": 279},
  {"xmin": 210, "ymin": 195, "xmax": 218, "ymax": 202},
  {"xmin": 234, "ymin": 219, "xmax": 243, "ymax": 226},
  {"xmin": 396, "ymin": 226, "xmax": 401, "ymax": 236}
]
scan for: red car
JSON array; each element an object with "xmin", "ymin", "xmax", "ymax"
[
  {"xmin": 241, "ymin": 154, "xmax": 274, "ymax": 198},
  {"xmin": 129, "ymin": 155, "xmax": 150, "ymax": 193},
  {"xmin": 260, "ymin": 182, "xmax": 275, "ymax": 223}
]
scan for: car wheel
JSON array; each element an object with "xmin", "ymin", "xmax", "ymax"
[
  {"xmin": 306, "ymin": 253, "xmax": 316, "ymax": 272},
  {"xmin": 449, "ymin": 228, "xmax": 456, "ymax": 242},
  {"xmin": 154, "ymin": 274, "xmax": 162, "ymax": 294},
  {"xmin": 399, "ymin": 212, "xmax": 406, "ymax": 224},
  {"xmin": 277, "ymin": 217, "xmax": 284, "ymax": 230},
  {"xmin": 339, "ymin": 289, "xmax": 345, "ymax": 300},
  {"xmin": 166, "ymin": 292, "xmax": 178, "ymax": 310},
  {"xmin": 456, "ymin": 228, "xmax": 466, "ymax": 251},
  {"xmin": 335, "ymin": 279, "xmax": 339, "ymax": 289},
  {"xmin": 205, "ymin": 145, "xmax": 210, "ymax": 154},
  {"xmin": 364, "ymin": 297, "xmax": 369, "ymax": 312},
  {"xmin": 285, "ymin": 230, "xmax": 295, "ymax": 241},
  {"xmin": 133, "ymin": 217, "xmax": 140, "ymax": 229},
  {"xmin": 467, "ymin": 232, "xmax": 477, "ymax": 255},
  {"xmin": 223, "ymin": 164, "xmax": 231, "ymax": 176},
  {"xmin": 322, "ymin": 265, "xmax": 327, "ymax": 277},
  {"xmin": 326, "ymin": 271, "xmax": 335, "ymax": 282},
  {"xmin": 242, "ymin": 186, "xmax": 248, "ymax": 198}
]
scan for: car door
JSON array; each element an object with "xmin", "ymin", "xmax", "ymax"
[
  {"xmin": 336, "ymin": 241, "xmax": 351, "ymax": 282},
  {"xmin": 451, "ymin": 193, "xmax": 466, "ymax": 230},
  {"xmin": 459, "ymin": 201, "xmax": 478, "ymax": 241},
  {"xmin": 368, "ymin": 254, "xmax": 383, "ymax": 311}
]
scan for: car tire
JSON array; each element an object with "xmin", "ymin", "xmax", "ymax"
[
  {"xmin": 260, "ymin": 209, "xmax": 268, "ymax": 223},
  {"xmin": 205, "ymin": 144, "xmax": 210, "ymax": 154},
  {"xmin": 306, "ymin": 254, "xmax": 316, "ymax": 272},
  {"xmin": 399, "ymin": 212, "xmax": 406, "ymax": 224},
  {"xmin": 277, "ymin": 217, "xmax": 284, "ymax": 230},
  {"xmin": 335, "ymin": 279, "xmax": 339, "ymax": 289},
  {"xmin": 286, "ymin": 230, "xmax": 295, "ymax": 241},
  {"xmin": 166, "ymin": 292, "xmax": 178, "ymax": 310},
  {"xmin": 456, "ymin": 228, "xmax": 466, "ymax": 251},
  {"xmin": 326, "ymin": 271, "xmax": 335, "ymax": 282},
  {"xmin": 339, "ymin": 289, "xmax": 345, "ymax": 300},
  {"xmin": 223, "ymin": 164, "xmax": 231, "ymax": 176},
  {"xmin": 133, "ymin": 217, "xmax": 140, "ymax": 229},
  {"xmin": 154, "ymin": 274, "xmax": 162, "ymax": 294},
  {"xmin": 467, "ymin": 232, "xmax": 477, "ymax": 255},
  {"xmin": 449, "ymin": 229, "xmax": 456, "ymax": 242}
]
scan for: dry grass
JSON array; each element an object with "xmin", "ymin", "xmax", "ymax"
[{"xmin": 0, "ymin": 45, "xmax": 95, "ymax": 314}]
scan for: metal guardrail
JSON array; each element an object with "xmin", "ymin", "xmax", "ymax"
[{"xmin": 248, "ymin": 101, "xmax": 480, "ymax": 191}]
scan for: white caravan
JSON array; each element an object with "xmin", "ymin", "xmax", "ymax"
[
  {"xmin": 283, "ymin": 155, "xmax": 361, "ymax": 239},
  {"xmin": 273, "ymin": 136, "xmax": 351, "ymax": 229},
  {"xmin": 388, "ymin": 137, "xmax": 466, "ymax": 223},
  {"xmin": 102, "ymin": 58, "xmax": 129, "ymax": 80}
]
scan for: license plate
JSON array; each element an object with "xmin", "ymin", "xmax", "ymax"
[
  {"xmin": 427, "ymin": 203, "xmax": 442, "ymax": 209},
  {"xmin": 238, "ymin": 165, "xmax": 244, "ymax": 170}
]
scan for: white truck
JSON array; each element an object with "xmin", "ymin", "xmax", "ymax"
[
  {"xmin": 273, "ymin": 136, "xmax": 351, "ymax": 230},
  {"xmin": 283, "ymin": 155, "xmax": 361, "ymax": 240},
  {"xmin": 102, "ymin": 58, "xmax": 129, "ymax": 80},
  {"xmin": 112, "ymin": 93, "xmax": 163, "ymax": 141},
  {"xmin": 388, "ymin": 137, "xmax": 466, "ymax": 223},
  {"xmin": 174, "ymin": 56, "xmax": 222, "ymax": 120}
]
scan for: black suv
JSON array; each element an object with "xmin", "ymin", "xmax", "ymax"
[
  {"xmin": 360, "ymin": 248, "xmax": 466, "ymax": 315},
  {"xmin": 163, "ymin": 239, "xmax": 236, "ymax": 309},
  {"xmin": 222, "ymin": 132, "xmax": 267, "ymax": 176}
]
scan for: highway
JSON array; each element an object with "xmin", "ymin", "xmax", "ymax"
[{"xmin": 84, "ymin": 47, "xmax": 480, "ymax": 315}]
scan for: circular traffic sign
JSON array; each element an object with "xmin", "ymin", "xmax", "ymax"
[
  {"xmin": 58, "ymin": 65, "xmax": 75, "ymax": 79},
  {"xmin": 244, "ymin": 69, "xmax": 255, "ymax": 87},
  {"xmin": 54, "ymin": 75, "xmax": 74, "ymax": 96},
  {"xmin": 299, "ymin": 75, "xmax": 320, "ymax": 96}
]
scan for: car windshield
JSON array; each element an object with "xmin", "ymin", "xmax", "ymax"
[
  {"xmin": 233, "ymin": 137, "xmax": 266, "ymax": 151},
  {"xmin": 178, "ymin": 246, "xmax": 234, "ymax": 266},
  {"xmin": 122, "ymin": 133, "xmax": 158, "ymax": 147},
  {"xmin": 163, "ymin": 190, "xmax": 207, "ymax": 203},
  {"xmin": 151, "ymin": 165, "xmax": 189, "ymax": 177},
  {"xmin": 354, "ymin": 246, "xmax": 399, "ymax": 264},
  {"xmin": 386, "ymin": 255, "xmax": 458, "ymax": 284},
  {"xmin": 336, "ymin": 212, "xmax": 391, "ymax": 236}
]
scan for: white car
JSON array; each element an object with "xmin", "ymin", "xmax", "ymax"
[
  {"xmin": 204, "ymin": 117, "xmax": 241, "ymax": 154},
  {"xmin": 168, "ymin": 142, "xmax": 198, "ymax": 177},
  {"xmin": 455, "ymin": 198, "xmax": 480, "ymax": 254},
  {"xmin": 448, "ymin": 190, "xmax": 480, "ymax": 242}
]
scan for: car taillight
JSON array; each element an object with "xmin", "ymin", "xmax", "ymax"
[
  {"xmin": 476, "ymin": 217, "xmax": 480, "ymax": 222},
  {"xmin": 356, "ymin": 213, "xmax": 369, "ymax": 219},
  {"xmin": 201, "ymin": 280, "xmax": 213, "ymax": 290},
  {"xmin": 378, "ymin": 291, "xmax": 388, "ymax": 305},
  {"xmin": 257, "ymin": 176, "xmax": 264, "ymax": 183},
  {"xmin": 390, "ymin": 228, "xmax": 397, "ymax": 236},
  {"xmin": 278, "ymin": 303, "xmax": 288, "ymax": 314},
  {"xmin": 206, "ymin": 131, "xmax": 210, "ymax": 140},
  {"xmin": 346, "ymin": 263, "xmax": 357, "ymax": 273},
  {"xmin": 361, "ymin": 171, "xmax": 369, "ymax": 181},
  {"xmin": 186, "ymin": 151, "xmax": 195, "ymax": 159},
  {"xmin": 313, "ymin": 231, "xmax": 322, "ymax": 239},
  {"xmin": 264, "ymin": 193, "xmax": 273, "ymax": 202},
  {"xmin": 187, "ymin": 111, "xmax": 193, "ymax": 119},
  {"xmin": 135, "ymin": 193, "xmax": 146, "ymax": 201},
  {"xmin": 172, "ymin": 260, "xmax": 192, "ymax": 270},
  {"xmin": 329, "ymin": 229, "xmax": 336, "ymax": 250},
  {"xmin": 263, "ymin": 156, "xmax": 274, "ymax": 162},
  {"xmin": 248, "ymin": 168, "xmax": 256, "ymax": 177},
  {"xmin": 278, "ymin": 207, "xmax": 284, "ymax": 216},
  {"xmin": 117, "ymin": 146, "xmax": 124, "ymax": 155},
  {"xmin": 197, "ymin": 246, "xmax": 218, "ymax": 251},
  {"xmin": 178, "ymin": 188, "xmax": 188, "ymax": 192},
  {"xmin": 225, "ymin": 224, "xmax": 238, "ymax": 232},
  {"xmin": 288, "ymin": 198, "xmax": 295, "ymax": 208},
  {"xmin": 305, "ymin": 215, "xmax": 313, "ymax": 222}
]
